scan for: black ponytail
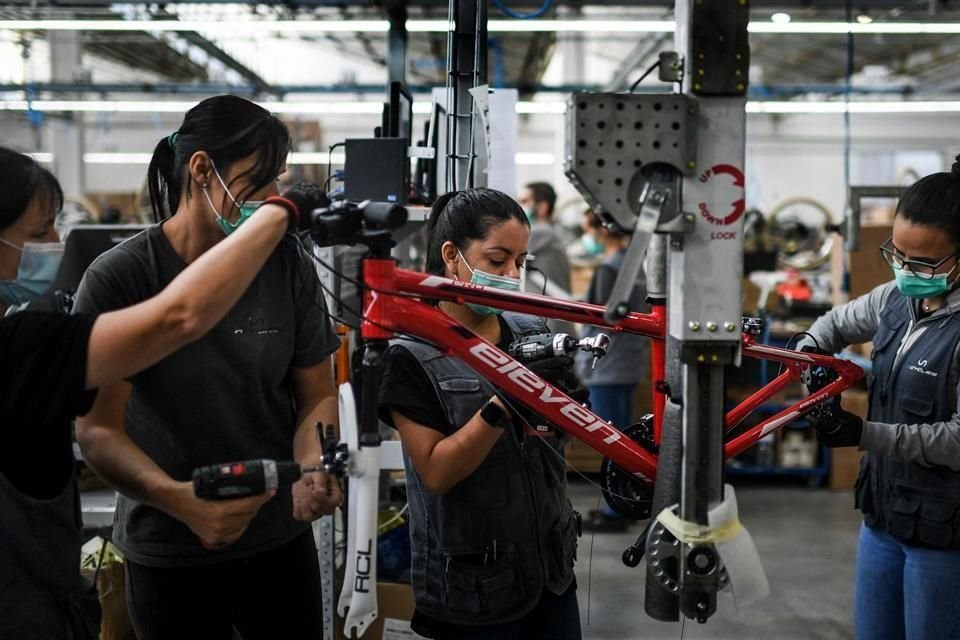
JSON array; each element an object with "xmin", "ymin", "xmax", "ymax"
[
  {"xmin": 146, "ymin": 136, "xmax": 178, "ymax": 223},
  {"xmin": 146, "ymin": 95, "xmax": 292, "ymax": 223},
  {"xmin": 424, "ymin": 187, "xmax": 528, "ymax": 275},
  {"xmin": 897, "ymin": 152, "xmax": 960, "ymax": 246}
]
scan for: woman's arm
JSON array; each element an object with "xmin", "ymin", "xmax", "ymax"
[
  {"xmin": 289, "ymin": 358, "xmax": 343, "ymax": 521},
  {"xmin": 392, "ymin": 395, "xmax": 507, "ymax": 495},
  {"xmin": 861, "ymin": 416, "xmax": 960, "ymax": 471},
  {"xmin": 798, "ymin": 281, "xmax": 896, "ymax": 353},
  {"xmin": 76, "ymin": 381, "xmax": 274, "ymax": 547},
  {"xmin": 83, "ymin": 202, "xmax": 291, "ymax": 390}
]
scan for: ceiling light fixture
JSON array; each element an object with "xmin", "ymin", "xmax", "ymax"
[
  {"xmin": 69, "ymin": 151, "xmax": 554, "ymax": 166},
  {"xmin": 770, "ymin": 13, "xmax": 792, "ymax": 24},
  {"xmin": 0, "ymin": 99, "xmax": 390, "ymax": 114},
  {"xmin": 0, "ymin": 98, "xmax": 547, "ymax": 115},
  {"xmin": 0, "ymin": 19, "xmax": 392, "ymax": 33},
  {"xmin": 2, "ymin": 18, "xmax": 960, "ymax": 35},
  {"xmin": 8, "ymin": 99, "xmax": 960, "ymax": 116},
  {"xmin": 746, "ymin": 101, "xmax": 960, "ymax": 114}
]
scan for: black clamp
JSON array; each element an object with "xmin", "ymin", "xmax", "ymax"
[{"xmin": 318, "ymin": 423, "xmax": 349, "ymax": 479}]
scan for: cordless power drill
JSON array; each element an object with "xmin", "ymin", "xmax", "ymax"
[
  {"xmin": 508, "ymin": 332, "xmax": 611, "ymax": 369},
  {"xmin": 192, "ymin": 459, "xmax": 324, "ymax": 500},
  {"xmin": 192, "ymin": 424, "xmax": 349, "ymax": 500}
]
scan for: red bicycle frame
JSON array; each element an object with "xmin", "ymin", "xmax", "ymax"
[{"xmin": 362, "ymin": 257, "xmax": 864, "ymax": 484}]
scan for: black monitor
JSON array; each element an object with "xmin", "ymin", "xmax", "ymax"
[
  {"xmin": 52, "ymin": 224, "xmax": 148, "ymax": 294},
  {"xmin": 388, "ymin": 81, "xmax": 413, "ymax": 143},
  {"xmin": 24, "ymin": 224, "xmax": 147, "ymax": 313},
  {"xmin": 413, "ymin": 101, "xmax": 444, "ymax": 204}
]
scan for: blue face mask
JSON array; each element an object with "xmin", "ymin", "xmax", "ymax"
[
  {"xmin": 203, "ymin": 166, "xmax": 264, "ymax": 236},
  {"xmin": 0, "ymin": 238, "xmax": 64, "ymax": 305},
  {"xmin": 894, "ymin": 267, "xmax": 958, "ymax": 299},
  {"xmin": 457, "ymin": 250, "xmax": 522, "ymax": 316}
]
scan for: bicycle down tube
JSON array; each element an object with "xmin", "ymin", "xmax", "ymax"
[{"xmin": 362, "ymin": 258, "xmax": 865, "ymax": 481}]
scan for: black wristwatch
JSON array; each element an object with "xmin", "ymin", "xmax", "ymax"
[{"xmin": 480, "ymin": 398, "xmax": 510, "ymax": 429}]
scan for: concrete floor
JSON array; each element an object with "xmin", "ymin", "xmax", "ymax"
[
  {"xmin": 81, "ymin": 482, "xmax": 861, "ymax": 639},
  {"xmin": 567, "ymin": 479, "xmax": 861, "ymax": 640}
]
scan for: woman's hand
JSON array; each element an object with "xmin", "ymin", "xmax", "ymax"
[
  {"xmin": 806, "ymin": 398, "xmax": 863, "ymax": 448},
  {"xmin": 167, "ymin": 482, "xmax": 276, "ymax": 548},
  {"xmin": 292, "ymin": 470, "xmax": 343, "ymax": 522}
]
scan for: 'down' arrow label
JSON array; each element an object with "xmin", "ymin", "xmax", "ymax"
[{"xmin": 697, "ymin": 163, "xmax": 746, "ymax": 228}]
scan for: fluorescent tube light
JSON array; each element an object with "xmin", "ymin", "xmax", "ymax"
[
  {"xmin": 0, "ymin": 19, "xmax": 390, "ymax": 33},
  {"xmin": 75, "ymin": 151, "xmax": 553, "ymax": 166},
  {"xmin": 8, "ymin": 99, "xmax": 960, "ymax": 117},
  {"xmin": 83, "ymin": 152, "xmax": 153, "ymax": 163},
  {"xmin": 515, "ymin": 152, "xmax": 556, "ymax": 165},
  {"xmin": 0, "ymin": 100, "xmax": 390, "ymax": 115},
  {"xmin": 748, "ymin": 22, "xmax": 960, "ymax": 34},
  {"xmin": 746, "ymin": 101, "xmax": 960, "ymax": 114},
  {"xmin": 3, "ymin": 18, "xmax": 960, "ymax": 35}
]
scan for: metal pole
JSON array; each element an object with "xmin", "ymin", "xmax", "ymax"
[
  {"xmin": 386, "ymin": 0, "xmax": 408, "ymax": 86},
  {"xmin": 445, "ymin": 0, "xmax": 487, "ymax": 192}
]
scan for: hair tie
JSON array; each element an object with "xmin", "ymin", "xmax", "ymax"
[{"xmin": 167, "ymin": 131, "xmax": 180, "ymax": 149}]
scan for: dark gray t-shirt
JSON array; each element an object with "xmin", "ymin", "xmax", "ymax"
[{"xmin": 73, "ymin": 224, "xmax": 340, "ymax": 567}]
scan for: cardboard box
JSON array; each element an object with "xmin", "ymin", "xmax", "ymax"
[
  {"xmin": 849, "ymin": 224, "xmax": 894, "ymax": 299},
  {"xmin": 565, "ymin": 438, "xmax": 602, "ymax": 473},
  {"xmin": 336, "ymin": 581, "xmax": 418, "ymax": 640}
]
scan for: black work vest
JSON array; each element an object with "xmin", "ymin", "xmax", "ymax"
[
  {"xmin": 0, "ymin": 462, "xmax": 100, "ymax": 639},
  {"xmin": 390, "ymin": 313, "xmax": 578, "ymax": 625},
  {"xmin": 856, "ymin": 289, "xmax": 960, "ymax": 549}
]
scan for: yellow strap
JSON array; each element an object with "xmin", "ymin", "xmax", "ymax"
[{"xmin": 655, "ymin": 508, "xmax": 743, "ymax": 545}]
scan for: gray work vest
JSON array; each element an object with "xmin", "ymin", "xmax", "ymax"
[
  {"xmin": 0, "ymin": 463, "xmax": 100, "ymax": 639},
  {"xmin": 390, "ymin": 313, "xmax": 578, "ymax": 625},
  {"xmin": 857, "ymin": 289, "xmax": 960, "ymax": 548}
]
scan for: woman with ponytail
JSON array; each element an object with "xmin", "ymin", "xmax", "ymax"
[
  {"xmin": 378, "ymin": 188, "xmax": 585, "ymax": 639},
  {"xmin": 72, "ymin": 96, "xmax": 342, "ymax": 638},
  {"xmin": 0, "ymin": 143, "xmax": 322, "ymax": 639},
  {"xmin": 801, "ymin": 156, "xmax": 960, "ymax": 639}
]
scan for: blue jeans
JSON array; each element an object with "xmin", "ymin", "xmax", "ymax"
[
  {"xmin": 855, "ymin": 522, "xmax": 960, "ymax": 640},
  {"xmin": 587, "ymin": 384, "xmax": 635, "ymax": 518},
  {"xmin": 587, "ymin": 384, "xmax": 635, "ymax": 430}
]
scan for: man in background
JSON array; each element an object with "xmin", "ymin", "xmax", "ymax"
[
  {"xmin": 518, "ymin": 182, "xmax": 572, "ymax": 296},
  {"xmin": 518, "ymin": 182, "xmax": 575, "ymax": 335}
]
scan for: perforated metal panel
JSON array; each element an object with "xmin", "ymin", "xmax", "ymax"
[{"xmin": 564, "ymin": 93, "xmax": 698, "ymax": 231}]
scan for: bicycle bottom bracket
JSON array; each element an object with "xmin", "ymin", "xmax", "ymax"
[
  {"xmin": 687, "ymin": 545, "xmax": 718, "ymax": 576},
  {"xmin": 600, "ymin": 415, "xmax": 656, "ymax": 520}
]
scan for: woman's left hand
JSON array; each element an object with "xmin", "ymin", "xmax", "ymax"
[
  {"xmin": 292, "ymin": 469, "xmax": 343, "ymax": 521},
  {"xmin": 807, "ymin": 399, "xmax": 863, "ymax": 448}
]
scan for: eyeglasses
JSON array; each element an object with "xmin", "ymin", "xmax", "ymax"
[{"xmin": 879, "ymin": 238, "xmax": 959, "ymax": 280}]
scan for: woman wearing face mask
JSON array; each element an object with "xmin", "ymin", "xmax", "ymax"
[
  {"xmin": 0, "ymin": 147, "xmax": 71, "ymax": 316},
  {"xmin": 72, "ymin": 96, "xmax": 343, "ymax": 639},
  {"xmin": 801, "ymin": 156, "xmax": 960, "ymax": 639},
  {"xmin": 378, "ymin": 188, "xmax": 585, "ymax": 640},
  {"xmin": 0, "ymin": 147, "xmax": 319, "ymax": 640}
]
